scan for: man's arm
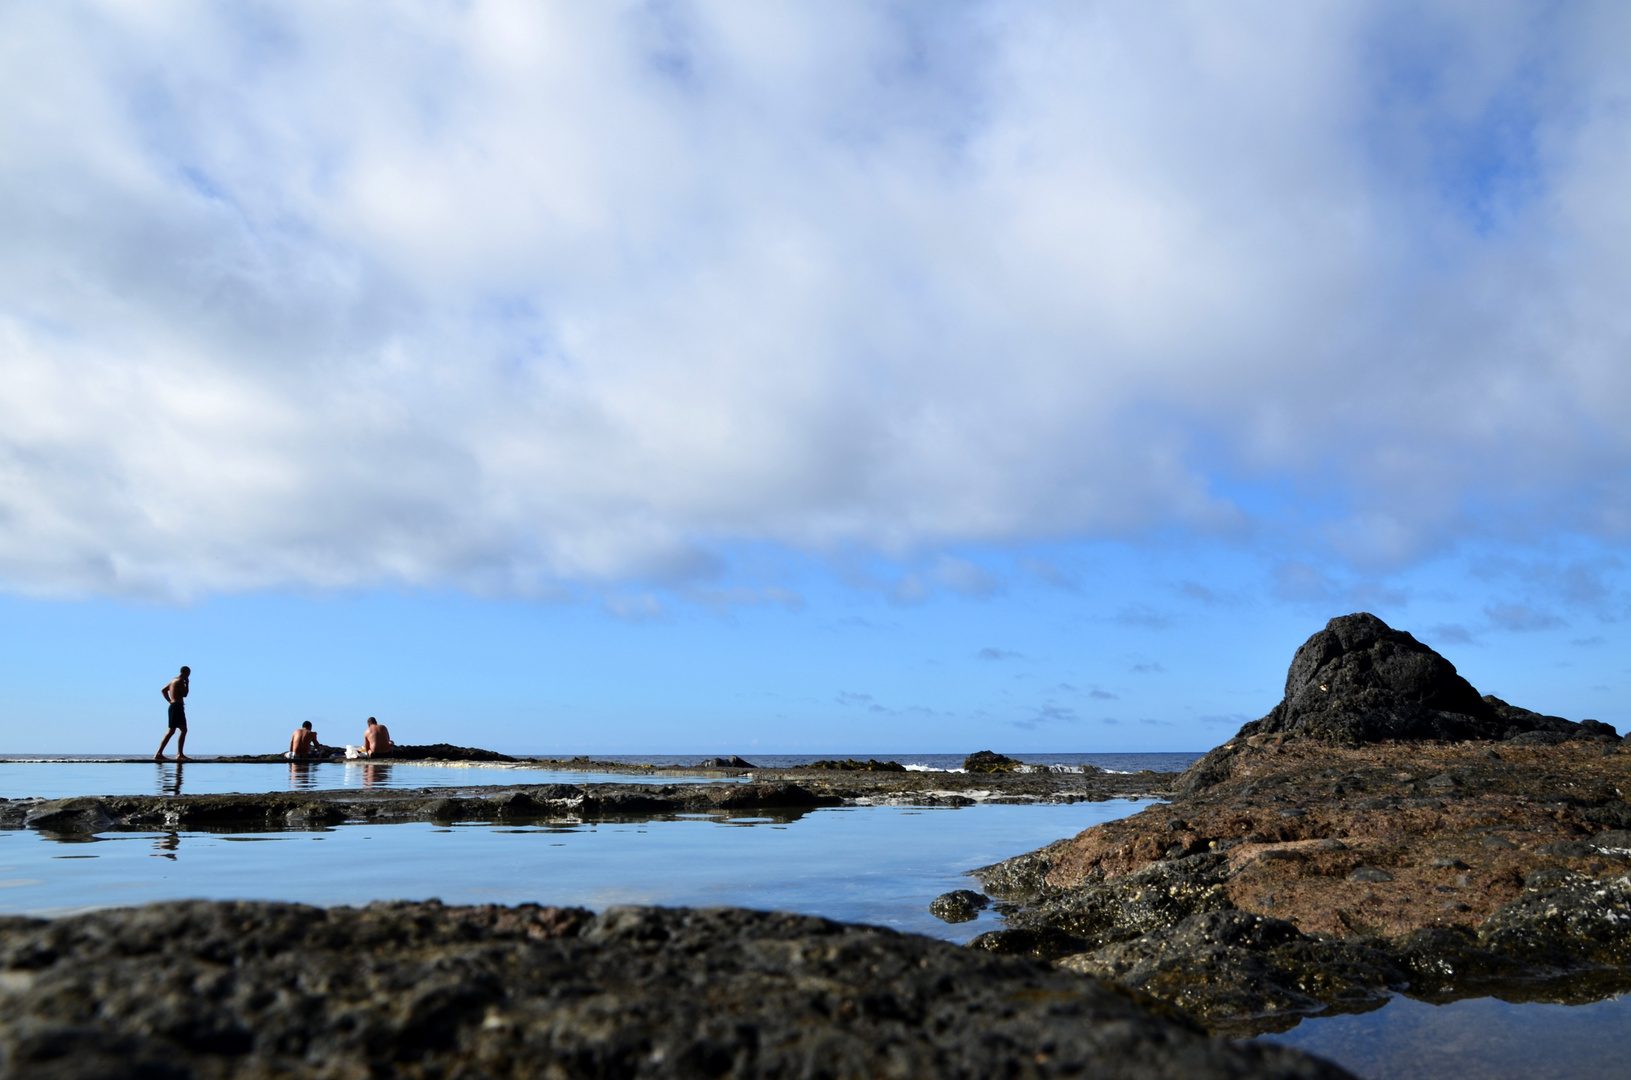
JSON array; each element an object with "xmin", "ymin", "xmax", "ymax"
[{"xmin": 161, "ymin": 680, "xmax": 175, "ymax": 703}]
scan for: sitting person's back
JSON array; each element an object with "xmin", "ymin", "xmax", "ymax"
[
  {"xmin": 363, "ymin": 716, "xmax": 394, "ymax": 757},
  {"xmin": 288, "ymin": 721, "xmax": 319, "ymax": 758}
]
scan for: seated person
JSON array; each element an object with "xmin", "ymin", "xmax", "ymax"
[
  {"xmin": 287, "ymin": 721, "xmax": 320, "ymax": 759},
  {"xmin": 362, "ymin": 716, "xmax": 394, "ymax": 758}
]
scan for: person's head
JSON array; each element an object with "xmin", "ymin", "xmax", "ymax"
[
  {"xmin": 301, "ymin": 721, "xmax": 312, "ymax": 731},
  {"xmin": 179, "ymin": 666, "xmax": 190, "ymax": 676},
  {"xmin": 366, "ymin": 716, "xmax": 378, "ymax": 727}
]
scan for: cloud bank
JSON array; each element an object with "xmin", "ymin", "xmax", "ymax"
[{"xmin": 3, "ymin": 1, "xmax": 1631, "ymax": 598}]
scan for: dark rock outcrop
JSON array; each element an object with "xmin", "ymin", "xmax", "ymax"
[
  {"xmin": 804, "ymin": 758, "xmax": 906, "ymax": 772},
  {"xmin": 697, "ymin": 756, "xmax": 757, "ymax": 768},
  {"xmin": 1178, "ymin": 613, "xmax": 1619, "ymax": 796},
  {"xmin": 1237, "ymin": 612, "xmax": 1500, "ymax": 744},
  {"xmin": 964, "ymin": 750, "xmax": 1022, "ymax": 773},
  {"xmin": 387, "ymin": 743, "xmax": 519, "ymax": 762},
  {"xmin": 0, "ymin": 900, "xmax": 1352, "ymax": 1079},
  {"xmin": 928, "ymin": 889, "xmax": 989, "ymax": 923},
  {"xmin": 217, "ymin": 744, "xmax": 518, "ymax": 764}
]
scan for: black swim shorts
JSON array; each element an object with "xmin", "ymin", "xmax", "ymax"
[{"xmin": 167, "ymin": 700, "xmax": 187, "ymax": 731}]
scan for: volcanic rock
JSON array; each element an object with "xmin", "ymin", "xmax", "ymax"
[
  {"xmin": 976, "ymin": 736, "xmax": 1631, "ymax": 1032},
  {"xmin": 928, "ymin": 889, "xmax": 990, "ymax": 923},
  {"xmin": 0, "ymin": 900, "xmax": 1352, "ymax": 1079},
  {"xmin": 964, "ymin": 750, "xmax": 1023, "ymax": 773},
  {"xmin": 1178, "ymin": 613, "xmax": 1617, "ymax": 796},
  {"xmin": 803, "ymin": 758, "xmax": 907, "ymax": 772}
]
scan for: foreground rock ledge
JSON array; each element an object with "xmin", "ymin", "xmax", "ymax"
[{"xmin": 0, "ymin": 900, "xmax": 1349, "ymax": 1080}]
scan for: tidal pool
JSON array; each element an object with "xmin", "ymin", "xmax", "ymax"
[
  {"xmin": 1254, "ymin": 992, "xmax": 1631, "ymax": 1080},
  {"xmin": 0, "ymin": 760, "xmax": 742, "ymax": 798},
  {"xmin": 0, "ymin": 800, "xmax": 1151, "ymax": 939}
]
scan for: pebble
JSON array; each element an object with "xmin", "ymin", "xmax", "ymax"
[{"xmin": 1348, "ymin": 866, "xmax": 1395, "ymax": 883}]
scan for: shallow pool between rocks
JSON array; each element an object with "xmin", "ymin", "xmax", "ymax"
[{"xmin": 1, "ymin": 790, "xmax": 1625, "ymax": 1080}]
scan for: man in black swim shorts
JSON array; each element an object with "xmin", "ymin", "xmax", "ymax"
[{"xmin": 156, "ymin": 665, "xmax": 191, "ymax": 761}]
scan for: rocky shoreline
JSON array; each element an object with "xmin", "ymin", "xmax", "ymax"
[{"xmin": 962, "ymin": 614, "xmax": 1631, "ymax": 1036}]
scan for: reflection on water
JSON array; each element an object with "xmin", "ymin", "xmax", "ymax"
[
  {"xmin": 286, "ymin": 760, "xmax": 393, "ymax": 789},
  {"xmin": 0, "ymin": 761, "xmax": 747, "ymax": 798},
  {"xmin": 0, "ymin": 801, "xmax": 1149, "ymax": 946},
  {"xmin": 350, "ymin": 761, "xmax": 391, "ymax": 788},
  {"xmin": 1254, "ymin": 992, "xmax": 1631, "ymax": 1080}
]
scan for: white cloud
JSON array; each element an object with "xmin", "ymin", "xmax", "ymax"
[{"xmin": 2, "ymin": 1, "xmax": 1630, "ymax": 599}]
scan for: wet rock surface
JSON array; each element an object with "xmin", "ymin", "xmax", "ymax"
[
  {"xmin": 0, "ymin": 900, "xmax": 1352, "ymax": 1079},
  {"xmin": 971, "ymin": 615, "xmax": 1631, "ymax": 1035},
  {"xmin": 928, "ymin": 890, "xmax": 989, "ymax": 923}
]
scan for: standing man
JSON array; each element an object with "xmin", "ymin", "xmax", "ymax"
[
  {"xmin": 156, "ymin": 665, "xmax": 191, "ymax": 761},
  {"xmin": 362, "ymin": 716, "xmax": 394, "ymax": 757}
]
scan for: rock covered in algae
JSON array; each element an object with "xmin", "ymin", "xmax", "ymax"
[{"xmin": 0, "ymin": 899, "xmax": 1353, "ymax": 1079}]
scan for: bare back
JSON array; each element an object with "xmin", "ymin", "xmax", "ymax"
[{"xmin": 364, "ymin": 723, "xmax": 393, "ymax": 755}]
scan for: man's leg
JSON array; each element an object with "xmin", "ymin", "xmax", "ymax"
[
  {"xmin": 175, "ymin": 728, "xmax": 188, "ymax": 761},
  {"xmin": 156, "ymin": 729, "xmax": 173, "ymax": 760}
]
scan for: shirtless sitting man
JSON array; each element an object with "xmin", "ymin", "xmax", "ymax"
[
  {"xmin": 363, "ymin": 716, "xmax": 394, "ymax": 758},
  {"xmin": 288, "ymin": 721, "xmax": 319, "ymax": 759}
]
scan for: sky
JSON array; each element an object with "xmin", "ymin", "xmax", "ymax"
[{"xmin": 2, "ymin": 1, "xmax": 1630, "ymax": 756}]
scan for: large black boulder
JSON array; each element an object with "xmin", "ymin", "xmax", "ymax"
[
  {"xmin": 1244, "ymin": 613, "xmax": 1501, "ymax": 745},
  {"xmin": 1178, "ymin": 613, "xmax": 1611, "ymax": 794}
]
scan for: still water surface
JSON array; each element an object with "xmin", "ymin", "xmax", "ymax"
[
  {"xmin": 1256, "ymin": 992, "xmax": 1631, "ymax": 1080},
  {"xmin": 0, "ymin": 761, "xmax": 742, "ymax": 798},
  {"xmin": 0, "ymin": 800, "xmax": 1147, "ymax": 939}
]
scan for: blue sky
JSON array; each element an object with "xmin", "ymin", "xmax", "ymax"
[{"xmin": 2, "ymin": 2, "xmax": 1630, "ymax": 755}]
